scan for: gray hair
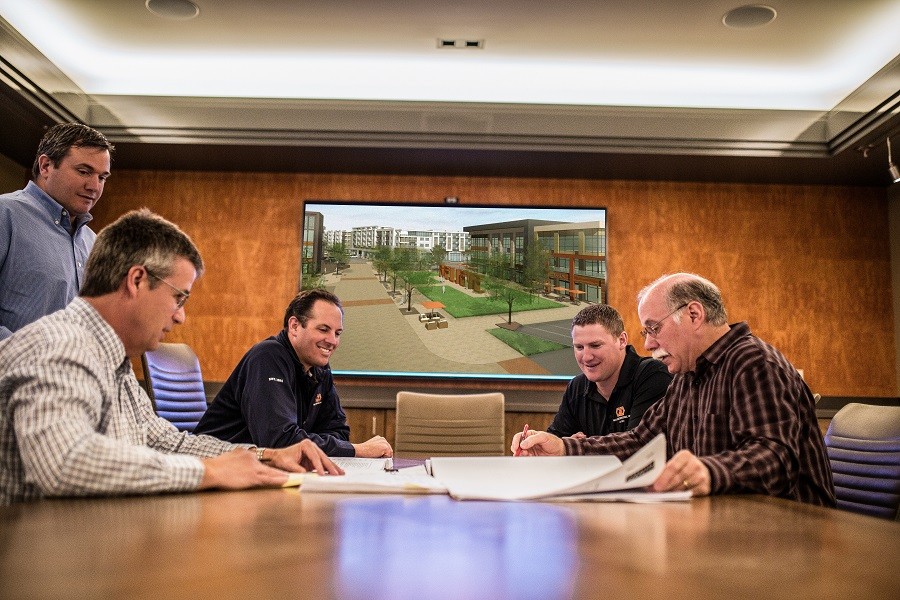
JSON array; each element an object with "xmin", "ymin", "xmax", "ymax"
[
  {"xmin": 638, "ymin": 273, "xmax": 728, "ymax": 327},
  {"xmin": 80, "ymin": 209, "xmax": 203, "ymax": 297}
]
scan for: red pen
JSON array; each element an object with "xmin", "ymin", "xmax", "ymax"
[{"xmin": 514, "ymin": 424, "xmax": 530, "ymax": 456}]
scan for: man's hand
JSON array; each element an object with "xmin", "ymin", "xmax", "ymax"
[
  {"xmin": 651, "ymin": 449, "xmax": 711, "ymax": 496},
  {"xmin": 268, "ymin": 439, "xmax": 344, "ymax": 475},
  {"xmin": 199, "ymin": 449, "xmax": 291, "ymax": 490},
  {"xmin": 352, "ymin": 435, "xmax": 393, "ymax": 458},
  {"xmin": 510, "ymin": 430, "xmax": 565, "ymax": 456}
]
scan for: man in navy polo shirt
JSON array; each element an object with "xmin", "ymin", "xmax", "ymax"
[{"xmin": 196, "ymin": 289, "xmax": 392, "ymax": 458}]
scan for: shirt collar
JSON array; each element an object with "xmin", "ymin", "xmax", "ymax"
[
  {"xmin": 694, "ymin": 321, "xmax": 751, "ymax": 377},
  {"xmin": 581, "ymin": 345, "xmax": 639, "ymax": 403},
  {"xmin": 275, "ymin": 328, "xmax": 327, "ymax": 382},
  {"xmin": 67, "ymin": 297, "xmax": 128, "ymax": 369},
  {"xmin": 24, "ymin": 180, "xmax": 94, "ymax": 231},
  {"xmin": 611, "ymin": 345, "xmax": 641, "ymax": 392}
]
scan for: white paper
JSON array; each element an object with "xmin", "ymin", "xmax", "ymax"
[
  {"xmin": 281, "ymin": 458, "xmax": 434, "ymax": 490},
  {"xmin": 548, "ymin": 490, "xmax": 692, "ymax": 503},
  {"xmin": 299, "ymin": 471, "xmax": 448, "ymax": 494},
  {"xmin": 397, "ymin": 464, "xmax": 429, "ymax": 476},
  {"xmin": 429, "ymin": 434, "xmax": 668, "ymax": 501},
  {"xmin": 328, "ymin": 457, "xmax": 394, "ymax": 473}
]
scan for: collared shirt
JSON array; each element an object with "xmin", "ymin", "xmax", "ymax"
[
  {"xmin": 0, "ymin": 181, "xmax": 95, "ymax": 339},
  {"xmin": 194, "ymin": 329, "xmax": 353, "ymax": 456},
  {"xmin": 564, "ymin": 322, "xmax": 836, "ymax": 507},
  {"xmin": 548, "ymin": 345, "xmax": 671, "ymax": 437},
  {"xmin": 0, "ymin": 298, "xmax": 238, "ymax": 505}
]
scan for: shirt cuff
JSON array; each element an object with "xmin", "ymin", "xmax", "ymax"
[
  {"xmin": 698, "ymin": 456, "xmax": 727, "ymax": 495},
  {"xmin": 163, "ymin": 454, "xmax": 207, "ymax": 491},
  {"xmin": 562, "ymin": 437, "xmax": 583, "ymax": 456}
]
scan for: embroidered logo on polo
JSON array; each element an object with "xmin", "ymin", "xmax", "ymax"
[
  {"xmin": 313, "ymin": 393, "xmax": 323, "ymax": 405},
  {"xmin": 616, "ymin": 406, "xmax": 625, "ymax": 418}
]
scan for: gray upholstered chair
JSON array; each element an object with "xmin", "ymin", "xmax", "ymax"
[
  {"xmin": 824, "ymin": 402, "xmax": 900, "ymax": 520},
  {"xmin": 141, "ymin": 342, "xmax": 208, "ymax": 432},
  {"xmin": 394, "ymin": 391, "xmax": 505, "ymax": 458}
]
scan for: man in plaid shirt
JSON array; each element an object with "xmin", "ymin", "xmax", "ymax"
[
  {"xmin": 0, "ymin": 209, "xmax": 340, "ymax": 505},
  {"xmin": 514, "ymin": 273, "xmax": 835, "ymax": 507}
]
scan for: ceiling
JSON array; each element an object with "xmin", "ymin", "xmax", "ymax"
[{"xmin": 1, "ymin": 0, "xmax": 899, "ymax": 186}]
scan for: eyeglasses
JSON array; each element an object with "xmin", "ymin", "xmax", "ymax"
[
  {"xmin": 145, "ymin": 268, "xmax": 190, "ymax": 309},
  {"xmin": 639, "ymin": 303, "xmax": 688, "ymax": 339}
]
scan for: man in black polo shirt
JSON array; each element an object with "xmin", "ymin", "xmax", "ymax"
[
  {"xmin": 195, "ymin": 289, "xmax": 392, "ymax": 458},
  {"xmin": 547, "ymin": 304, "xmax": 671, "ymax": 438}
]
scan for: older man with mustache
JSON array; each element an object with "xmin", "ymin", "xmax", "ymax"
[{"xmin": 514, "ymin": 272, "xmax": 835, "ymax": 507}]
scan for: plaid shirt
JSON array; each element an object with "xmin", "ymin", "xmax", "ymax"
[
  {"xmin": 0, "ymin": 298, "xmax": 238, "ymax": 504},
  {"xmin": 564, "ymin": 322, "xmax": 835, "ymax": 507}
]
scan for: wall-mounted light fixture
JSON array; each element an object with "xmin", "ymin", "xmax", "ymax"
[{"xmin": 888, "ymin": 136, "xmax": 900, "ymax": 184}]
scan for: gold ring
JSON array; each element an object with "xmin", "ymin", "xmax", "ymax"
[{"xmin": 683, "ymin": 479, "xmax": 690, "ymax": 489}]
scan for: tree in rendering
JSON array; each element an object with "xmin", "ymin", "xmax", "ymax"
[
  {"xmin": 522, "ymin": 235, "xmax": 552, "ymax": 295},
  {"xmin": 430, "ymin": 245, "xmax": 447, "ymax": 270},
  {"xmin": 328, "ymin": 242, "xmax": 350, "ymax": 275},
  {"xmin": 482, "ymin": 249, "xmax": 533, "ymax": 324},
  {"xmin": 372, "ymin": 245, "xmax": 392, "ymax": 283},
  {"xmin": 396, "ymin": 248, "xmax": 436, "ymax": 312}
]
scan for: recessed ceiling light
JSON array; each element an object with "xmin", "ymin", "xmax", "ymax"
[
  {"xmin": 722, "ymin": 5, "xmax": 777, "ymax": 29},
  {"xmin": 437, "ymin": 39, "xmax": 484, "ymax": 49},
  {"xmin": 145, "ymin": 0, "xmax": 200, "ymax": 21}
]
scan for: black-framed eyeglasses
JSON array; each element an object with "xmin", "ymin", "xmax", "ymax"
[
  {"xmin": 639, "ymin": 302, "xmax": 688, "ymax": 339},
  {"xmin": 145, "ymin": 268, "xmax": 190, "ymax": 309}
]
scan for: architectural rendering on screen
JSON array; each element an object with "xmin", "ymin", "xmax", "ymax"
[{"xmin": 301, "ymin": 201, "xmax": 607, "ymax": 380}]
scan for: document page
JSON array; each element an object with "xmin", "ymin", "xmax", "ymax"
[
  {"xmin": 329, "ymin": 457, "xmax": 394, "ymax": 473},
  {"xmin": 429, "ymin": 434, "xmax": 669, "ymax": 501},
  {"xmin": 280, "ymin": 457, "xmax": 394, "ymax": 488},
  {"xmin": 299, "ymin": 471, "xmax": 448, "ymax": 494},
  {"xmin": 282, "ymin": 457, "xmax": 439, "ymax": 492},
  {"xmin": 548, "ymin": 489, "xmax": 692, "ymax": 503}
]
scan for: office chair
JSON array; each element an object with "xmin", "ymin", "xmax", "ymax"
[
  {"xmin": 824, "ymin": 402, "xmax": 900, "ymax": 520},
  {"xmin": 395, "ymin": 391, "xmax": 505, "ymax": 458},
  {"xmin": 141, "ymin": 342, "xmax": 209, "ymax": 432}
]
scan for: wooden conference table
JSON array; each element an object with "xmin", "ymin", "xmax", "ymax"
[{"xmin": 0, "ymin": 489, "xmax": 897, "ymax": 600}]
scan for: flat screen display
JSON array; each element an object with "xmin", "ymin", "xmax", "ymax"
[{"xmin": 301, "ymin": 200, "xmax": 607, "ymax": 381}]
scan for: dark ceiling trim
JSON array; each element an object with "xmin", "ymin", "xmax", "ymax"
[
  {"xmin": 829, "ymin": 89, "xmax": 900, "ymax": 156},
  {"xmin": 98, "ymin": 125, "xmax": 832, "ymax": 158},
  {"xmin": 0, "ymin": 55, "xmax": 80, "ymax": 124},
  {"xmin": 107, "ymin": 140, "xmax": 889, "ymax": 186}
]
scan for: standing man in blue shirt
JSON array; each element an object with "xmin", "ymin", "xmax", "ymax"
[
  {"xmin": 195, "ymin": 289, "xmax": 393, "ymax": 458},
  {"xmin": 0, "ymin": 123, "xmax": 114, "ymax": 339},
  {"xmin": 548, "ymin": 304, "xmax": 672, "ymax": 439}
]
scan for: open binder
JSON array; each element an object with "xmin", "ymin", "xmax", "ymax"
[
  {"xmin": 290, "ymin": 434, "xmax": 689, "ymax": 502},
  {"xmin": 429, "ymin": 433, "xmax": 679, "ymax": 501}
]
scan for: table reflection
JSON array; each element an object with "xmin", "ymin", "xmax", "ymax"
[{"xmin": 335, "ymin": 495, "xmax": 577, "ymax": 600}]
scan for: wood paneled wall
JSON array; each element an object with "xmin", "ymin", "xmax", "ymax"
[{"xmin": 90, "ymin": 171, "xmax": 895, "ymax": 397}]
